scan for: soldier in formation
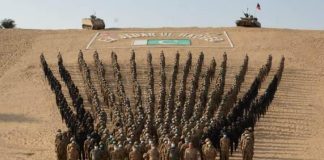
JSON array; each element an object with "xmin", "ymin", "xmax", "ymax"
[
  {"xmin": 240, "ymin": 128, "xmax": 254, "ymax": 160},
  {"xmin": 67, "ymin": 137, "xmax": 80, "ymax": 160},
  {"xmin": 202, "ymin": 139, "xmax": 217, "ymax": 160},
  {"xmin": 42, "ymin": 52, "xmax": 284, "ymax": 160}
]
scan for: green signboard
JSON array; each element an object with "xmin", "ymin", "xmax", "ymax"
[{"xmin": 147, "ymin": 39, "xmax": 191, "ymax": 45}]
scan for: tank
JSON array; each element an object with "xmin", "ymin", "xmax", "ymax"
[
  {"xmin": 236, "ymin": 12, "xmax": 261, "ymax": 28},
  {"xmin": 82, "ymin": 16, "xmax": 105, "ymax": 30}
]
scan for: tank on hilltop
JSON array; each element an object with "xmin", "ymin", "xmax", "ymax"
[
  {"xmin": 82, "ymin": 15, "xmax": 105, "ymax": 30},
  {"xmin": 236, "ymin": 12, "xmax": 261, "ymax": 28}
]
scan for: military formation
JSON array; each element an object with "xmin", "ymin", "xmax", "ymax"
[{"xmin": 40, "ymin": 51, "xmax": 284, "ymax": 160}]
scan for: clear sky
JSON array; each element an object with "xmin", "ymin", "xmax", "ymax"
[{"xmin": 0, "ymin": 0, "xmax": 323, "ymax": 30}]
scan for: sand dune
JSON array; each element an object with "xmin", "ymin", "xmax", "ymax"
[{"xmin": 0, "ymin": 27, "xmax": 323, "ymax": 160}]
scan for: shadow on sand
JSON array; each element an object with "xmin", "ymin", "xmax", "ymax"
[{"xmin": 0, "ymin": 113, "xmax": 38, "ymax": 123}]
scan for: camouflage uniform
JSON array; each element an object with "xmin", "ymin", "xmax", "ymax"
[
  {"xmin": 110, "ymin": 146, "xmax": 123, "ymax": 160},
  {"xmin": 242, "ymin": 137, "xmax": 253, "ymax": 160},
  {"xmin": 67, "ymin": 140, "xmax": 79, "ymax": 160},
  {"xmin": 183, "ymin": 143, "xmax": 201, "ymax": 160},
  {"xmin": 129, "ymin": 147, "xmax": 143, "ymax": 160},
  {"xmin": 119, "ymin": 145, "xmax": 128, "ymax": 160},
  {"xmin": 147, "ymin": 146, "xmax": 159, "ymax": 160},
  {"xmin": 90, "ymin": 146, "xmax": 102, "ymax": 160},
  {"xmin": 202, "ymin": 142, "xmax": 217, "ymax": 160},
  {"xmin": 83, "ymin": 137, "xmax": 92, "ymax": 159},
  {"xmin": 99, "ymin": 143, "xmax": 109, "ymax": 160},
  {"xmin": 167, "ymin": 144, "xmax": 180, "ymax": 160},
  {"xmin": 220, "ymin": 136, "xmax": 230, "ymax": 160},
  {"xmin": 125, "ymin": 142, "xmax": 133, "ymax": 157},
  {"xmin": 241, "ymin": 132, "xmax": 254, "ymax": 160},
  {"xmin": 179, "ymin": 142, "xmax": 189, "ymax": 160},
  {"xmin": 55, "ymin": 131, "xmax": 67, "ymax": 160}
]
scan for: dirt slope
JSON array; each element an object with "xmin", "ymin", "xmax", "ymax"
[{"xmin": 0, "ymin": 27, "xmax": 323, "ymax": 160}]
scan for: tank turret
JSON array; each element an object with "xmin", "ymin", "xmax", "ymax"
[
  {"xmin": 236, "ymin": 12, "xmax": 261, "ymax": 28},
  {"xmin": 82, "ymin": 15, "xmax": 105, "ymax": 30}
]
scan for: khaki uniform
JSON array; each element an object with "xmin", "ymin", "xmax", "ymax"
[
  {"xmin": 83, "ymin": 139, "xmax": 91, "ymax": 159},
  {"xmin": 220, "ymin": 137, "xmax": 230, "ymax": 160},
  {"xmin": 129, "ymin": 150, "xmax": 143, "ymax": 160},
  {"xmin": 111, "ymin": 149, "xmax": 120, "ymax": 160},
  {"xmin": 101, "ymin": 149, "xmax": 109, "ymax": 160},
  {"xmin": 67, "ymin": 142, "xmax": 79, "ymax": 160},
  {"xmin": 111, "ymin": 149, "xmax": 124, "ymax": 160},
  {"xmin": 202, "ymin": 145, "xmax": 217, "ymax": 160},
  {"xmin": 159, "ymin": 143, "xmax": 166, "ymax": 160},
  {"xmin": 162, "ymin": 144, "xmax": 170, "ymax": 160},
  {"xmin": 242, "ymin": 138, "xmax": 254, "ymax": 160},
  {"xmin": 183, "ymin": 148, "xmax": 201, "ymax": 160},
  {"xmin": 125, "ymin": 143, "xmax": 133, "ymax": 156},
  {"xmin": 179, "ymin": 143, "xmax": 189, "ymax": 160},
  {"xmin": 90, "ymin": 148, "xmax": 102, "ymax": 160},
  {"xmin": 119, "ymin": 147, "xmax": 128, "ymax": 160},
  {"xmin": 139, "ymin": 143, "xmax": 147, "ymax": 155},
  {"xmin": 167, "ymin": 147, "xmax": 180, "ymax": 160},
  {"xmin": 147, "ymin": 147, "xmax": 159, "ymax": 160},
  {"xmin": 55, "ymin": 135, "xmax": 67, "ymax": 160}
]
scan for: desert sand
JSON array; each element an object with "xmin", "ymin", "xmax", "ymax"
[{"xmin": 0, "ymin": 27, "xmax": 323, "ymax": 160}]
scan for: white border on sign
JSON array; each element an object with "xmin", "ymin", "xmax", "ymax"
[
  {"xmin": 223, "ymin": 31, "xmax": 234, "ymax": 48},
  {"xmin": 86, "ymin": 32, "xmax": 100, "ymax": 50},
  {"xmin": 85, "ymin": 31, "xmax": 234, "ymax": 49}
]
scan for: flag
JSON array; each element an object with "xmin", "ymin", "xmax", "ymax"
[{"xmin": 257, "ymin": 3, "xmax": 261, "ymax": 10}]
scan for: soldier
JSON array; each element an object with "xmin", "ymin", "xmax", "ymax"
[
  {"xmin": 146, "ymin": 144, "xmax": 159, "ymax": 160},
  {"xmin": 184, "ymin": 142, "xmax": 201, "ymax": 160},
  {"xmin": 83, "ymin": 136, "xmax": 92, "ymax": 160},
  {"xmin": 167, "ymin": 143, "xmax": 180, "ymax": 160},
  {"xmin": 240, "ymin": 129, "xmax": 254, "ymax": 160},
  {"xmin": 179, "ymin": 138, "xmax": 189, "ymax": 160},
  {"xmin": 110, "ymin": 145, "xmax": 119, "ymax": 159},
  {"xmin": 219, "ymin": 134, "xmax": 230, "ymax": 160},
  {"xmin": 162, "ymin": 139, "xmax": 171, "ymax": 160},
  {"xmin": 67, "ymin": 137, "xmax": 79, "ymax": 160},
  {"xmin": 129, "ymin": 146, "xmax": 143, "ymax": 160},
  {"xmin": 201, "ymin": 138, "xmax": 208, "ymax": 154},
  {"xmin": 202, "ymin": 139, "xmax": 217, "ymax": 160},
  {"xmin": 99, "ymin": 142, "xmax": 109, "ymax": 160},
  {"xmin": 139, "ymin": 139, "xmax": 147, "ymax": 155},
  {"xmin": 90, "ymin": 145, "xmax": 102, "ymax": 160},
  {"xmin": 241, "ymin": 136, "xmax": 254, "ymax": 160},
  {"xmin": 125, "ymin": 140, "xmax": 133, "ymax": 157},
  {"xmin": 159, "ymin": 139, "xmax": 167, "ymax": 159},
  {"xmin": 61, "ymin": 131, "xmax": 70, "ymax": 160},
  {"xmin": 55, "ymin": 129, "xmax": 66, "ymax": 160},
  {"xmin": 118, "ymin": 144, "xmax": 128, "ymax": 160},
  {"xmin": 240, "ymin": 128, "xmax": 254, "ymax": 149}
]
